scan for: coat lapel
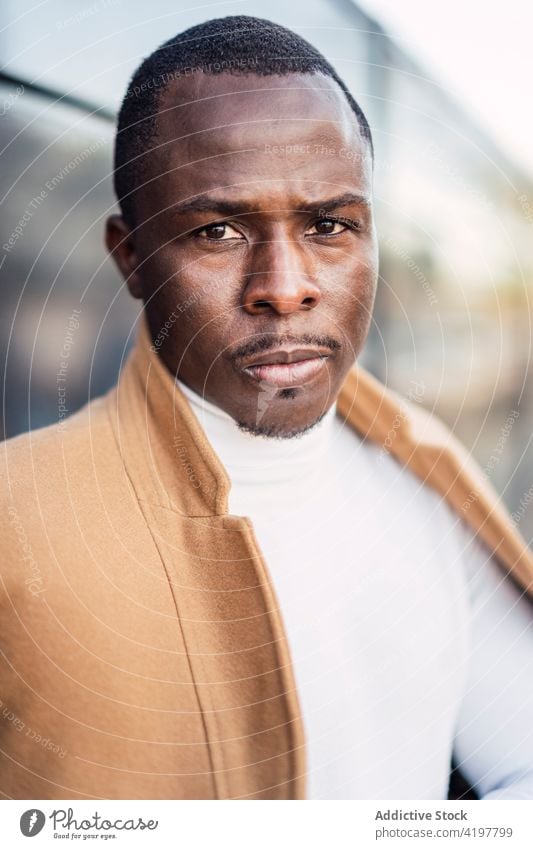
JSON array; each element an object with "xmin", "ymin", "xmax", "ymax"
[
  {"xmin": 105, "ymin": 316, "xmax": 306, "ymax": 798},
  {"xmin": 336, "ymin": 366, "xmax": 533, "ymax": 596}
]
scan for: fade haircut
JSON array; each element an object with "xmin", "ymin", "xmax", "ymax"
[{"xmin": 113, "ymin": 15, "xmax": 374, "ymax": 227}]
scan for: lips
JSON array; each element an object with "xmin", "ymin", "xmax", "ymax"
[{"xmin": 240, "ymin": 347, "xmax": 331, "ymax": 388}]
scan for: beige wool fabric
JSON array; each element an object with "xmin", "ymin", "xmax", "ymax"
[{"xmin": 1, "ymin": 313, "xmax": 532, "ymax": 800}]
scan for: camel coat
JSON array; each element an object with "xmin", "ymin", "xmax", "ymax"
[{"xmin": 1, "ymin": 313, "xmax": 532, "ymax": 800}]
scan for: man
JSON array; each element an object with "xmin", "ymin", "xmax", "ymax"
[{"xmin": 1, "ymin": 16, "xmax": 532, "ymax": 801}]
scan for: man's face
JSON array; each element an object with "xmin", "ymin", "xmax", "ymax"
[{"xmin": 107, "ymin": 72, "xmax": 378, "ymax": 438}]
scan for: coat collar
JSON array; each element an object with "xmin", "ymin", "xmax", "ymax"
[{"xmin": 108, "ymin": 311, "xmax": 533, "ymax": 595}]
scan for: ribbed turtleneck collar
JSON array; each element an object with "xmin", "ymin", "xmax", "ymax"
[{"xmin": 176, "ymin": 377, "xmax": 338, "ymax": 487}]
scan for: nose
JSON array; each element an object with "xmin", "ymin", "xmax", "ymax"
[{"xmin": 242, "ymin": 236, "xmax": 322, "ymax": 316}]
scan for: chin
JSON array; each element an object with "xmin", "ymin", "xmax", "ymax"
[{"xmin": 234, "ymin": 406, "xmax": 330, "ymax": 440}]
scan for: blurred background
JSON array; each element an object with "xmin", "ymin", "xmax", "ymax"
[{"xmin": 1, "ymin": 0, "xmax": 533, "ymax": 543}]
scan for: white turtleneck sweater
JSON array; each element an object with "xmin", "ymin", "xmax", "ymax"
[{"xmin": 176, "ymin": 378, "xmax": 533, "ymax": 800}]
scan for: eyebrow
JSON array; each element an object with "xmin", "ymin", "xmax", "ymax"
[{"xmin": 169, "ymin": 191, "xmax": 371, "ymax": 218}]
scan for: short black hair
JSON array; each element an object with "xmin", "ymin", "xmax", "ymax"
[{"xmin": 113, "ymin": 15, "xmax": 374, "ymax": 227}]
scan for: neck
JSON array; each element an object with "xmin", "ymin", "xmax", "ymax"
[{"xmin": 176, "ymin": 378, "xmax": 338, "ymax": 485}]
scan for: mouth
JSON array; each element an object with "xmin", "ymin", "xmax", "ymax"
[{"xmin": 239, "ymin": 347, "xmax": 331, "ymax": 388}]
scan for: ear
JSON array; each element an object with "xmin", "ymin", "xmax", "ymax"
[{"xmin": 105, "ymin": 214, "xmax": 144, "ymax": 299}]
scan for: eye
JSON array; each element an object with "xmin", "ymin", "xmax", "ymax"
[
  {"xmin": 307, "ymin": 217, "xmax": 353, "ymax": 236},
  {"xmin": 196, "ymin": 223, "xmax": 244, "ymax": 241}
]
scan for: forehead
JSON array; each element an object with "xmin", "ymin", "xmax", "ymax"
[{"xmin": 145, "ymin": 72, "xmax": 372, "ymax": 214}]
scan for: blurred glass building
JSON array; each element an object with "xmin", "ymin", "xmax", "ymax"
[{"xmin": 1, "ymin": 0, "xmax": 533, "ymax": 544}]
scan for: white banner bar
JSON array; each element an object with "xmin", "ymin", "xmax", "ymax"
[{"xmin": 2, "ymin": 799, "xmax": 533, "ymax": 848}]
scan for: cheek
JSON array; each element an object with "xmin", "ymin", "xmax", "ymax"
[
  {"xmin": 321, "ymin": 256, "xmax": 377, "ymax": 352},
  {"xmin": 143, "ymin": 250, "xmax": 230, "ymax": 318},
  {"xmin": 319, "ymin": 250, "xmax": 377, "ymax": 307},
  {"xmin": 177, "ymin": 295, "xmax": 237, "ymax": 366},
  {"xmin": 177, "ymin": 274, "xmax": 241, "ymax": 333},
  {"xmin": 162, "ymin": 246, "xmax": 244, "ymax": 302},
  {"xmin": 348, "ymin": 269, "xmax": 377, "ymax": 330}
]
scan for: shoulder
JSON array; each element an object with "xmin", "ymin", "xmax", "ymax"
[
  {"xmin": 0, "ymin": 392, "xmax": 116, "ymax": 557},
  {"xmin": 341, "ymin": 364, "xmax": 471, "ymax": 462},
  {"xmin": 342, "ymin": 363, "xmax": 516, "ymax": 532},
  {"xmin": 1, "ymin": 392, "xmax": 112, "ymax": 491}
]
